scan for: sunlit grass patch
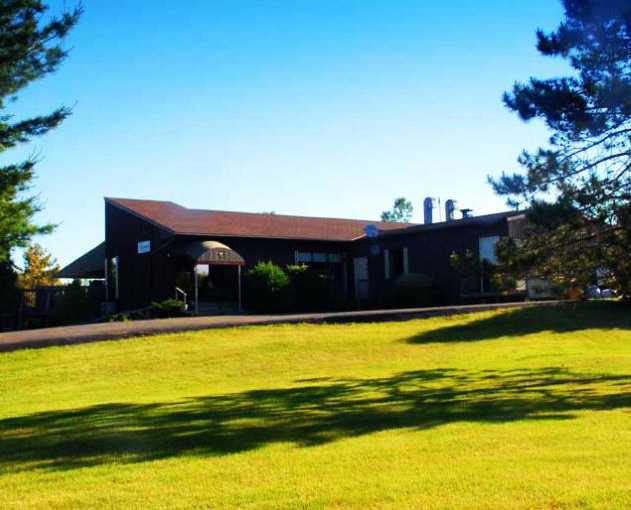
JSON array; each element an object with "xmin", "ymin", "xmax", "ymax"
[{"xmin": 1, "ymin": 301, "xmax": 630, "ymax": 509}]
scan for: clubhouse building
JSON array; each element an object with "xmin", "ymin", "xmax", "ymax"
[{"xmin": 60, "ymin": 197, "xmax": 525, "ymax": 313}]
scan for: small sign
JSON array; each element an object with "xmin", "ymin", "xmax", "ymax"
[
  {"xmin": 137, "ymin": 240, "xmax": 151, "ymax": 254},
  {"xmin": 364, "ymin": 224, "xmax": 379, "ymax": 238},
  {"xmin": 195, "ymin": 264, "xmax": 209, "ymax": 276}
]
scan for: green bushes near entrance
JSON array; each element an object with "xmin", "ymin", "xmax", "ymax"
[
  {"xmin": 244, "ymin": 262, "xmax": 335, "ymax": 313},
  {"xmin": 244, "ymin": 262, "xmax": 290, "ymax": 312},
  {"xmin": 286, "ymin": 264, "xmax": 332, "ymax": 312},
  {"xmin": 107, "ymin": 299, "xmax": 188, "ymax": 322}
]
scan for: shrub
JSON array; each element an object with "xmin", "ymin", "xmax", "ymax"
[
  {"xmin": 50, "ymin": 280, "xmax": 102, "ymax": 325},
  {"xmin": 150, "ymin": 298, "xmax": 187, "ymax": 318},
  {"xmin": 244, "ymin": 261, "xmax": 290, "ymax": 312},
  {"xmin": 390, "ymin": 273, "xmax": 434, "ymax": 307},
  {"xmin": 107, "ymin": 299, "xmax": 187, "ymax": 322},
  {"xmin": 286, "ymin": 264, "xmax": 332, "ymax": 312}
]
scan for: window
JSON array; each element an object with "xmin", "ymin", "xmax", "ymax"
[
  {"xmin": 295, "ymin": 251, "xmax": 342, "ymax": 264},
  {"xmin": 296, "ymin": 251, "xmax": 312, "ymax": 263},
  {"xmin": 479, "ymin": 236, "xmax": 500, "ymax": 265},
  {"xmin": 386, "ymin": 247, "xmax": 408, "ymax": 279}
]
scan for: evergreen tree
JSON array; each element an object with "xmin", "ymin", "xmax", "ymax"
[
  {"xmin": 490, "ymin": 0, "xmax": 631, "ymax": 300},
  {"xmin": 0, "ymin": 1, "xmax": 81, "ymax": 264},
  {"xmin": 381, "ymin": 197, "xmax": 414, "ymax": 223},
  {"xmin": 0, "ymin": 261, "xmax": 20, "ymax": 314}
]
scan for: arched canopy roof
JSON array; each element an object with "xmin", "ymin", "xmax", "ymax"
[{"xmin": 174, "ymin": 240, "xmax": 245, "ymax": 266}]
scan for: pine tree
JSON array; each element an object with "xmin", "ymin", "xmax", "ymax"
[
  {"xmin": 0, "ymin": 1, "xmax": 81, "ymax": 264},
  {"xmin": 490, "ymin": 0, "xmax": 631, "ymax": 300}
]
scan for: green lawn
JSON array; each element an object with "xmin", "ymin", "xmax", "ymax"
[{"xmin": 1, "ymin": 302, "xmax": 631, "ymax": 509}]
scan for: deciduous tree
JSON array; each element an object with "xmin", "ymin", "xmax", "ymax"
[
  {"xmin": 381, "ymin": 197, "xmax": 414, "ymax": 223},
  {"xmin": 18, "ymin": 243, "xmax": 59, "ymax": 289}
]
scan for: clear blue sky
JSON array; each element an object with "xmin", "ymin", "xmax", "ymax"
[{"xmin": 6, "ymin": 0, "xmax": 569, "ymax": 267}]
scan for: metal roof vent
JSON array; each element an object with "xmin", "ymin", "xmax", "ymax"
[
  {"xmin": 445, "ymin": 199, "xmax": 458, "ymax": 222},
  {"xmin": 423, "ymin": 197, "xmax": 435, "ymax": 224}
]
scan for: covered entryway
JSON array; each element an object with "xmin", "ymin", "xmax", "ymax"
[{"xmin": 173, "ymin": 240, "xmax": 245, "ymax": 314}]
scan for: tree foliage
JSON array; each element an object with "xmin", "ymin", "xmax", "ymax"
[
  {"xmin": 490, "ymin": 0, "xmax": 631, "ymax": 300},
  {"xmin": 18, "ymin": 242, "xmax": 59, "ymax": 289},
  {"xmin": 381, "ymin": 197, "xmax": 413, "ymax": 223},
  {"xmin": 0, "ymin": 261, "xmax": 20, "ymax": 313},
  {"xmin": 0, "ymin": 1, "xmax": 81, "ymax": 264}
]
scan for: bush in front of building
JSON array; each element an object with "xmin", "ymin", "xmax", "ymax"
[
  {"xmin": 389, "ymin": 272, "xmax": 435, "ymax": 308},
  {"xmin": 107, "ymin": 298, "xmax": 188, "ymax": 322},
  {"xmin": 245, "ymin": 262, "xmax": 343, "ymax": 313},
  {"xmin": 50, "ymin": 280, "xmax": 103, "ymax": 325},
  {"xmin": 286, "ymin": 264, "xmax": 333, "ymax": 312},
  {"xmin": 150, "ymin": 298, "xmax": 188, "ymax": 318},
  {"xmin": 244, "ymin": 261, "xmax": 291, "ymax": 312}
]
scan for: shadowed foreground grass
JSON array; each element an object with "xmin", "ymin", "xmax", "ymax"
[{"xmin": 1, "ymin": 302, "xmax": 630, "ymax": 509}]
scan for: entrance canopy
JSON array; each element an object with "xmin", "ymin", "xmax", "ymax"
[{"xmin": 174, "ymin": 240, "xmax": 245, "ymax": 266}]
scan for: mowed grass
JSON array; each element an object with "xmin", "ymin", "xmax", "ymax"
[{"xmin": 1, "ymin": 303, "xmax": 631, "ymax": 509}]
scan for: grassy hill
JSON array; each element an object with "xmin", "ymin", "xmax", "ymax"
[{"xmin": 1, "ymin": 302, "xmax": 630, "ymax": 509}]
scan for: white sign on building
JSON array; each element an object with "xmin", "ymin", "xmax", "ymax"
[{"xmin": 137, "ymin": 240, "xmax": 151, "ymax": 254}]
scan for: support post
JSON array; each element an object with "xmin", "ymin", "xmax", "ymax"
[
  {"xmin": 237, "ymin": 265, "xmax": 242, "ymax": 313},
  {"xmin": 194, "ymin": 267, "xmax": 199, "ymax": 315}
]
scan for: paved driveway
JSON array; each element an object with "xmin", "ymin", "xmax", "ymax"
[{"xmin": 0, "ymin": 300, "xmax": 565, "ymax": 353}]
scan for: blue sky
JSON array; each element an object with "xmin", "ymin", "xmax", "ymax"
[{"xmin": 5, "ymin": 0, "xmax": 569, "ymax": 267}]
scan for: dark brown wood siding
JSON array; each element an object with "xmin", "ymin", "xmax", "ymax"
[
  {"xmin": 366, "ymin": 219, "xmax": 510, "ymax": 305},
  {"xmin": 105, "ymin": 202, "xmax": 174, "ymax": 309},
  {"xmin": 106, "ymin": 201, "xmax": 350, "ymax": 310},
  {"xmin": 105, "ymin": 199, "xmax": 513, "ymax": 311}
]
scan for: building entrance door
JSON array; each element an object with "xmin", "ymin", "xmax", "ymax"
[{"xmin": 353, "ymin": 257, "xmax": 369, "ymax": 304}]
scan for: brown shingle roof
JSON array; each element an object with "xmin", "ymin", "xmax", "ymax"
[
  {"xmin": 106, "ymin": 198, "xmax": 416, "ymax": 242},
  {"xmin": 59, "ymin": 242, "xmax": 105, "ymax": 279}
]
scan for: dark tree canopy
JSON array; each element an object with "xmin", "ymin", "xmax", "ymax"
[
  {"xmin": 0, "ymin": 1, "xmax": 81, "ymax": 264},
  {"xmin": 490, "ymin": 0, "xmax": 631, "ymax": 299},
  {"xmin": 381, "ymin": 197, "xmax": 414, "ymax": 223}
]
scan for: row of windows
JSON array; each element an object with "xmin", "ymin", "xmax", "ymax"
[{"xmin": 295, "ymin": 251, "xmax": 343, "ymax": 264}]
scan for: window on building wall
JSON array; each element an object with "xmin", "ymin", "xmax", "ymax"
[
  {"xmin": 385, "ymin": 247, "xmax": 408, "ymax": 279},
  {"xmin": 296, "ymin": 251, "xmax": 312, "ymax": 263},
  {"xmin": 479, "ymin": 236, "xmax": 500, "ymax": 265},
  {"xmin": 296, "ymin": 251, "xmax": 343, "ymax": 264}
]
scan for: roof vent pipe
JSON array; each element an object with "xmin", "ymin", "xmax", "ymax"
[
  {"xmin": 445, "ymin": 199, "xmax": 458, "ymax": 222},
  {"xmin": 423, "ymin": 197, "xmax": 435, "ymax": 224}
]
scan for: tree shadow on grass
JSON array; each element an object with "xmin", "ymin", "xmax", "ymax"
[
  {"xmin": 406, "ymin": 301, "xmax": 631, "ymax": 344},
  {"xmin": 1, "ymin": 366, "xmax": 630, "ymax": 473}
]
